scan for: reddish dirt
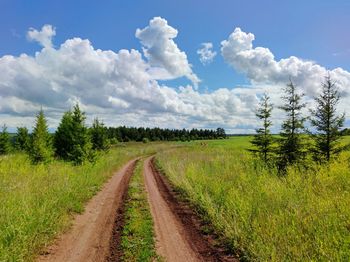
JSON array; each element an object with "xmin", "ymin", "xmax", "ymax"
[
  {"xmin": 37, "ymin": 159, "xmax": 137, "ymax": 262},
  {"xmin": 143, "ymin": 157, "xmax": 238, "ymax": 262}
]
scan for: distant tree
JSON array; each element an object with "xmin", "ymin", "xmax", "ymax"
[
  {"xmin": 90, "ymin": 118, "xmax": 109, "ymax": 151},
  {"xmin": 216, "ymin": 127, "xmax": 226, "ymax": 138},
  {"xmin": 30, "ymin": 109, "xmax": 53, "ymax": 163},
  {"xmin": 14, "ymin": 127, "xmax": 30, "ymax": 151},
  {"xmin": 0, "ymin": 125, "xmax": 11, "ymax": 155},
  {"xmin": 249, "ymin": 93, "xmax": 274, "ymax": 163},
  {"xmin": 54, "ymin": 111, "xmax": 74, "ymax": 160},
  {"xmin": 310, "ymin": 75, "xmax": 345, "ymax": 162},
  {"xmin": 277, "ymin": 80, "xmax": 307, "ymax": 171}
]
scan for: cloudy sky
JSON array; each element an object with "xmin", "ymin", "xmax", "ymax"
[{"xmin": 1, "ymin": 0, "xmax": 350, "ymax": 133}]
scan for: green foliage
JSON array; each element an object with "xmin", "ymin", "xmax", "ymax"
[
  {"xmin": 90, "ymin": 118, "xmax": 109, "ymax": 151},
  {"xmin": 142, "ymin": 137, "xmax": 150, "ymax": 143},
  {"xmin": 0, "ymin": 125, "xmax": 11, "ymax": 155},
  {"xmin": 29, "ymin": 110, "xmax": 53, "ymax": 163},
  {"xmin": 54, "ymin": 111, "xmax": 73, "ymax": 160},
  {"xmin": 310, "ymin": 75, "xmax": 345, "ymax": 162},
  {"xmin": 121, "ymin": 161, "xmax": 158, "ymax": 261},
  {"xmin": 14, "ymin": 127, "xmax": 30, "ymax": 152},
  {"xmin": 157, "ymin": 137, "xmax": 350, "ymax": 261},
  {"xmin": 54, "ymin": 104, "xmax": 93, "ymax": 165},
  {"xmin": 250, "ymin": 93, "xmax": 274, "ymax": 163},
  {"xmin": 278, "ymin": 80, "xmax": 307, "ymax": 171}
]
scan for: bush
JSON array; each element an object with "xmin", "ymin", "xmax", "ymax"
[{"xmin": 142, "ymin": 137, "xmax": 150, "ymax": 143}]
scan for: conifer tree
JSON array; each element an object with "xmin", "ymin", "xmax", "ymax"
[
  {"xmin": 90, "ymin": 118, "xmax": 109, "ymax": 151},
  {"xmin": 54, "ymin": 111, "xmax": 73, "ymax": 160},
  {"xmin": 30, "ymin": 109, "xmax": 53, "ymax": 163},
  {"xmin": 278, "ymin": 80, "xmax": 307, "ymax": 171},
  {"xmin": 0, "ymin": 125, "xmax": 11, "ymax": 155},
  {"xmin": 310, "ymin": 75, "xmax": 345, "ymax": 162},
  {"xmin": 14, "ymin": 127, "xmax": 30, "ymax": 151},
  {"xmin": 250, "ymin": 93, "xmax": 274, "ymax": 163}
]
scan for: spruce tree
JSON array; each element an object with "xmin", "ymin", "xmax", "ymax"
[
  {"xmin": 90, "ymin": 118, "xmax": 109, "ymax": 151},
  {"xmin": 250, "ymin": 93, "xmax": 274, "ymax": 163},
  {"xmin": 310, "ymin": 75, "xmax": 345, "ymax": 162},
  {"xmin": 54, "ymin": 111, "xmax": 74, "ymax": 160},
  {"xmin": 14, "ymin": 127, "xmax": 30, "ymax": 151},
  {"xmin": 30, "ymin": 109, "xmax": 53, "ymax": 163},
  {"xmin": 278, "ymin": 80, "xmax": 307, "ymax": 171},
  {"xmin": 0, "ymin": 125, "xmax": 11, "ymax": 155}
]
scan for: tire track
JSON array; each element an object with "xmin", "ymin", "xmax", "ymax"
[
  {"xmin": 38, "ymin": 159, "xmax": 138, "ymax": 262},
  {"xmin": 143, "ymin": 156, "xmax": 237, "ymax": 262}
]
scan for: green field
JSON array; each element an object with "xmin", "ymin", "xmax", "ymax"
[
  {"xmin": 157, "ymin": 136, "xmax": 350, "ymax": 261},
  {"xmin": 0, "ymin": 143, "xmax": 169, "ymax": 261},
  {"xmin": 1, "ymin": 137, "xmax": 349, "ymax": 261}
]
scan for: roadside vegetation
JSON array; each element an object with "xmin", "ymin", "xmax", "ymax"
[
  {"xmin": 120, "ymin": 160, "xmax": 159, "ymax": 261},
  {"xmin": 0, "ymin": 143, "xmax": 166, "ymax": 261},
  {"xmin": 156, "ymin": 136, "xmax": 350, "ymax": 261}
]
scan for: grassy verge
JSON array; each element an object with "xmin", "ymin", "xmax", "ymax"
[
  {"xmin": 120, "ymin": 160, "xmax": 158, "ymax": 261},
  {"xmin": 0, "ymin": 143, "xmax": 169, "ymax": 261},
  {"xmin": 156, "ymin": 137, "xmax": 350, "ymax": 261}
]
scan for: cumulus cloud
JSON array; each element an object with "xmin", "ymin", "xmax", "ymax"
[
  {"xmin": 197, "ymin": 42, "xmax": 217, "ymax": 65},
  {"xmin": 221, "ymin": 27, "xmax": 350, "ymax": 97},
  {"xmin": 135, "ymin": 17, "xmax": 200, "ymax": 87},
  {"xmin": 27, "ymin": 24, "xmax": 56, "ymax": 48},
  {"xmin": 0, "ymin": 22, "xmax": 258, "ymax": 132}
]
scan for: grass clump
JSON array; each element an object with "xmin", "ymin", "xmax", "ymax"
[{"xmin": 120, "ymin": 160, "xmax": 158, "ymax": 261}]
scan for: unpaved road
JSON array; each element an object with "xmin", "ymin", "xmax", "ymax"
[
  {"xmin": 38, "ymin": 159, "xmax": 137, "ymax": 262},
  {"xmin": 143, "ymin": 157, "xmax": 236, "ymax": 262},
  {"xmin": 143, "ymin": 157, "xmax": 201, "ymax": 262}
]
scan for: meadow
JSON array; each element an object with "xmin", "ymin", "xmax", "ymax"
[
  {"xmin": 0, "ymin": 143, "xmax": 169, "ymax": 261},
  {"xmin": 1, "ymin": 137, "xmax": 349, "ymax": 261},
  {"xmin": 156, "ymin": 136, "xmax": 350, "ymax": 261}
]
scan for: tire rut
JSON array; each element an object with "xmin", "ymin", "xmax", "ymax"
[
  {"xmin": 37, "ymin": 159, "xmax": 138, "ymax": 262},
  {"xmin": 143, "ymin": 156, "xmax": 237, "ymax": 262}
]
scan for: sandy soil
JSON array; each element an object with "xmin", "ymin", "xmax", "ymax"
[{"xmin": 37, "ymin": 159, "xmax": 137, "ymax": 262}]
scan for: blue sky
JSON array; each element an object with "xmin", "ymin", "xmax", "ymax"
[
  {"xmin": 1, "ymin": 0, "xmax": 350, "ymax": 132},
  {"xmin": 2, "ymin": 0, "xmax": 349, "ymax": 89}
]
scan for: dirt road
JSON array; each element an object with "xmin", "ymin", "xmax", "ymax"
[
  {"xmin": 143, "ymin": 157, "xmax": 236, "ymax": 262},
  {"xmin": 38, "ymin": 159, "xmax": 137, "ymax": 262}
]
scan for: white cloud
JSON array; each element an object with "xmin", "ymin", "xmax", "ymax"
[
  {"xmin": 27, "ymin": 24, "xmax": 56, "ymax": 48},
  {"xmin": 135, "ymin": 17, "xmax": 200, "ymax": 87},
  {"xmin": 1, "ymin": 21, "xmax": 350, "ymax": 134},
  {"xmin": 221, "ymin": 27, "xmax": 350, "ymax": 98},
  {"xmin": 0, "ymin": 22, "xmax": 258, "ymax": 133},
  {"xmin": 197, "ymin": 42, "xmax": 217, "ymax": 65}
]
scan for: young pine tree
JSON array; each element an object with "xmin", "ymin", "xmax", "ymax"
[
  {"xmin": 54, "ymin": 111, "xmax": 74, "ymax": 160},
  {"xmin": 278, "ymin": 80, "xmax": 307, "ymax": 171},
  {"xmin": 0, "ymin": 125, "xmax": 11, "ymax": 155},
  {"xmin": 310, "ymin": 75, "xmax": 345, "ymax": 162},
  {"xmin": 250, "ymin": 93, "xmax": 274, "ymax": 163},
  {"xmin": 54, "ymin": 104, "xmax": 93, "ymax": 164},
  {"xmin": 90, "ymin": 118, "xmax": 109, "ymax": 151},
  {"xmin": 30, "ymin": 109, "xmax": 53, "ymax": 163},
  {"xmin": 14, "ymin": 127, "xmax": 30, "ymax": 151}
]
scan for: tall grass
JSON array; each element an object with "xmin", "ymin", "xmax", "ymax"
[
  {"xmin": 0, "ymin": 143, "xmax": 168, "ymax": 261},
  {"xmin": 156, "ymin": 137, "xmax": 350, "ymax": 261}
]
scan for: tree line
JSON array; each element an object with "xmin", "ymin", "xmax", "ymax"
[
  {"xmin": 0, "ymin": 105, "xmax": 108, "ymax": 164},
  {"xmin": 0, "ymin": 104, "xmax": 226, "ymax": 164},
  {"xmin": 106, "ymin": 126, "xmax": 226, "ymax": 142},
  {"xmin": 250, "ymin": 75, "xmax": 348, "ymax": 173}
]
